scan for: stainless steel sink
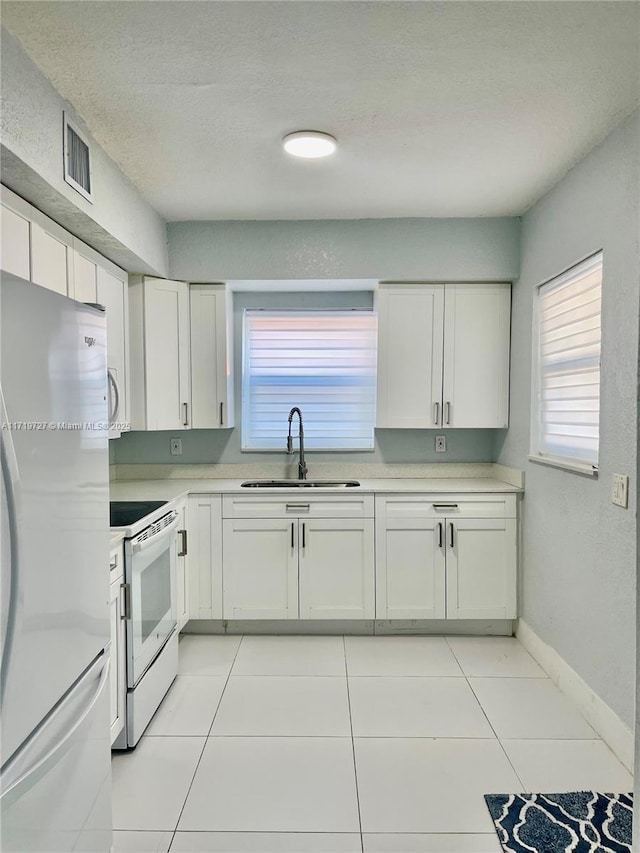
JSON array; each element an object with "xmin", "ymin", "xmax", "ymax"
[{"xmin": 240, "ymin": 479, "xmax": 361, "ymax": 489}]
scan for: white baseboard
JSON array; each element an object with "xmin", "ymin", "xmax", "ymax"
[{"xmin": 516, "ymin": 619, "xmax": 634, "ymax": 773}]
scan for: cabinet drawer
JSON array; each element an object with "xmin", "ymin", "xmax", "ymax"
[
  {"xmin": 376, "ymin": 493, "xmax": 516, "ymax": 520},
  {"xmin": 223, "ymin": 493, "xmax": 374, "ymax": 519}
]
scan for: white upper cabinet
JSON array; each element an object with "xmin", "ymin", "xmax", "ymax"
[
  {"xmin": 30, "ymin": 213, "xmax": 73, "ymax": 296},
  {"xmin": 442, "ymin": 284, "xmax": 511, "ymax": 428},
  {"xmin": 376, "ymin": 284, "xmax": 444, "ymax": 428},
  {"xmin": 190, "ymin": 284, "xmax": 235, "ymax": 429},
  {"xmin": 1, "ymin": 187, "xmax": 31, "ymax": 279},
  {"xmin": 376, "ymin": 282, "xmax": 511, "ymax": 429},
  {"xmin": 129, "ymin": 277, "xmax": 192, "ymax": 431},
  {"xmin": 71, "ymin": 239, "xmax": 99, "ymax": 303},
  {"xmin": 96, "ymin": 262, "xmax": 130, "ymax": 438}
]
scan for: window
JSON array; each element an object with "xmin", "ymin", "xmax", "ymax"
[
  {"xmin": 242, "ymin": 309, "xmax": 377, "ymax": 451},
  {"xmin": 531, "ymin": 251, "xmax": 603, "ymax": 474}
]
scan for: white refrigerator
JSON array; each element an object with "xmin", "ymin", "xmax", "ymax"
[{"xmin": 0, "ymin": 274, "xmax": 112, "ymax": 852}]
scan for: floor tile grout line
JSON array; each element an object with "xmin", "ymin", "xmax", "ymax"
[
  {"xmin": 464, "ymin": 675, "xmax": 528, "ymax": 792},
  {"xmin": 343, "ymin": 635, "xmax": 365, "ymax": 853},
  {"xmin": 167, "ymin": 634, "xmax": 246, "ymax": 842},
  {"xmin": 206, "ymin": 634, "xmax": 246, "ymax": 737}
]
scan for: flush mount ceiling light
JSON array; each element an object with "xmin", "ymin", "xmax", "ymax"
[{"xmin": 282, "ymin": 131, "xmax": 337, "ymax": 159}]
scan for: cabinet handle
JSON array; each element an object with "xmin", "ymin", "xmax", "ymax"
[
  {"xmin": 291, "ymin": 522, "xmax": 295, "ymax": 549},
  {"xmin": 437, "ymin": 522, "xmax": 443, "ymax": 549},
  {"xmin": 183, "ymin": 402, "xmax": 189, "ymax": 426},
  {"xmin": 445, "ymin": 401, "xmax": 451, "ymax": 425},
  {"xmin": 107, "ymin": 369, "xmax": 120, "ymax": 423},
  {"xmin": 433, "ymin": 402, "xmax": 440, "ymax": 426},
  {"xmin": 219, "ymin": 401, "xmax": 224, "ymax": 426},
  {"xmin": 302, "ymin": 522, "xmax": 306, "ymax": 549},
  {"xmin": 286, "ymin": 503, "xmax": 310, "ymax": 512},
  {"xmin": 120, "ymin": 583, "xmax": 131, "ymax": 620},
  {"xmin": 449, "ymin": 522, "xmax": 455, "ymax": 548},
  {"xmin": 178, "ymin": 529, "xmax": 187, "ymax": 557}
]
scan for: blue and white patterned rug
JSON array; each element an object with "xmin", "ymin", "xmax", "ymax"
[{"xmin": 484, "ymin": 791, "xmax": 633, "ymax": 853}]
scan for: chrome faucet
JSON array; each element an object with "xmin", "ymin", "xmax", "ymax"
[{"xmin": 287, "ymin": 407, "xmax": 308, "ymax": 480}]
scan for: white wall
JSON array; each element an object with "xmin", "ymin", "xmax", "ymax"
[
  {"xmin": 496, "ymin": 110, "xmax": 639, "ymax": 729},
  {"xmin": 168, "ymin": 217, "xmax": 520, "ymax": 282},
  {"xmin": 1, "ymin": 27, "xmax": 168, "ymax": 276}
]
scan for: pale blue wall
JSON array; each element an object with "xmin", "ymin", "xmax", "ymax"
[
  {"xmin": 113, "ymin": 288, "xmax": 498, "ymax": 465},
  {"xmin": 496, "ymin": 110, "xmax": 639, "ymax": 728},
  {"xmin": 168, "ymin": 217, "xmax": 520, "ymax": 282}
]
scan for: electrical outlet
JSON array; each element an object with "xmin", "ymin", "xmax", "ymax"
[
  {"xmin": 611, "ymin": 473, "xmax": 629, "ymax": 508},
  {"xmin": 170, "ymin": 438, "xmax": 182, "ymax": 456},
  {"xmin": 435, "ymin": 435, "xmax": 447, "ymax": 453}
]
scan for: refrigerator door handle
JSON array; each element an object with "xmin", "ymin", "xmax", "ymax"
[
  {"xmin": 0, "ymin": 383, "xmax": 21, "ymax": 704},
  {"xmin": 0, "ymin": 654, "xmax": 110, "ymax": 799}
]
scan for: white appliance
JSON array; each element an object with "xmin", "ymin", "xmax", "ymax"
[
  {"xmin": 110, "ymin": 501, "xmax": 179, "ymax": 749},
  {"xmin": 0, "ymin": 274, "xmax": 112, "ymax": 852}
]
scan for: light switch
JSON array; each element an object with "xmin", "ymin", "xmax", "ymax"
[{"xmin": 611, "ymin": 473, "xmax": 629, "ymax": 508}]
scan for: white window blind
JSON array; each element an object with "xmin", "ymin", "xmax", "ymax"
[
  {"xmin": 242, "ymin": 309, "xmax": 377, "ymax": 451},
  {"xmin": 533, "ymin": 251, "xmax": 602, "ymax": 470}
]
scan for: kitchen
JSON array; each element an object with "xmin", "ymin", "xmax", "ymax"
[{"xmin": 0, "ymin": 2, "xmax": 638, "ymax": 852}]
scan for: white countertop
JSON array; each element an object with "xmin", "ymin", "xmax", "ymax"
[
  {"xmin": 110, "ymin": 476, "xmax": 522, "ymax": 504},
  {"xmin": 109, "ymin": 531, "xmax": 126, "ymax": 548}
]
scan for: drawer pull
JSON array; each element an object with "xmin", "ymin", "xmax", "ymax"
[
  {"xmin": 433, "ymin": 504, "xmax": 458, "ymax": 510},
  {"xmin": 286, "ymin": 503, "xmax": 310, "ymax": 512}
]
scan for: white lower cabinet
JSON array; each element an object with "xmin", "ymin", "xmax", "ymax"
[
  {"xmin": 109, "ymin": 544, "xmax": 126, "ymax": 746},
  {"xmin": 298, "ymin": 518, "xmax": 374, "ymax": 619},
  {"xmin": 176, "ymin": 501, "xmax": 190, "ymax": 630},
  {"xmin": 221, "ymin": 495, "xmax": 375, "ymax": 620},
  {"xmin": 375, "ymin": 494, "xmax": 517, "ymax": 620},
  {"xmin": 187, "ymin": 495, "xmax": 223, "ymax": 620},
  {"xmin": 222, "ymin": 518, "xmax": 298, "ymax": 619}
]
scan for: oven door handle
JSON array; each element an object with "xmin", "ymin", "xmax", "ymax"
[{"xmin": 131, "ymin": 514, "xmax": 181, "ymax": 554}]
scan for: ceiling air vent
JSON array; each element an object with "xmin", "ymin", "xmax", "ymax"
[{"xmin": 63, "ymin": 113, "xmax": 92, "ymax": 202}]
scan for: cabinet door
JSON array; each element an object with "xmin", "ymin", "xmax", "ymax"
[
  {"xmin": 109, "ymin": 577, "xmax": 126, "ymax": 746},
  {"xmin": 97, "ymin": 266, "xmax": 129, "ymax": 437},
  {"xmin": 445, "ymin": 517, "xmax": 517, "ymax": 619},
  {"xmin": 176, "ymin": 504, "xmax": 189, "ymax": 631},
  {"xmin": 375, "ymin": 517, "xmax": 446, "ymax": 619},
  {"xmin": 143, "ymin": 279, "xmax": 191, "ymax": 430},
  {"xmin": 72, "ymin": 249, "xmax": 98, "ymax": 303},
  {"xmin": 30, "ymin": 220, "xmax": 72, "ymax": 296},
  {"xmin": 190, "ymin": 285, "xmax": 234, "ymax": 429},
  {"xmin": 299, "ymin": 518, "xmax": 375, "ymax": 619},
  {"xmin": 222, "ymin": 518, "xmax": 298, "ymax": 619},
  {"xmin": 0, "ymin": 203, "xmax": 31, "ymax": 279},
  {"xmin": 376, "ymin": 284, "xmax": 444, "ymax": 428},
  {"xmin": 442, "ymin": 284, "xmax": 511, "ymax": 428},
  {"xmin": 188, "ymin": 495, "xmax": 222, "ymax": 620}
]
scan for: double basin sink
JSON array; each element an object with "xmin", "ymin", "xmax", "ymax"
[{"xmin": 241, "ymin": 479, "xmax": 360, "ymax": 489}]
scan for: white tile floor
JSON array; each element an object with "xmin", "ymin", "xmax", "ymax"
[{"xmin": 112, "ymin": 635, "xmax": 633, "ymax": 853}]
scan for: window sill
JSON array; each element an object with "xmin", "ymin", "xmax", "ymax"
[{"xmin": 528, "ymin": 454, "xmax": 598, "ymax": 478}]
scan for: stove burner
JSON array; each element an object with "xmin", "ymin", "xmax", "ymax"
[{"xmin": 109, "ymin": 500, "xmax": 168, "ymax": 528}]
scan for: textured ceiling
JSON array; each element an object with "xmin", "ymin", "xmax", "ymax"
[{"xmin": 2, "ymin": 1, "xmax": 639, "ymax": 221}]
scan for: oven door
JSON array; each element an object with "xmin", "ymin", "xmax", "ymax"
[{"xmin": 125, "ymin": 514, "xmax": 179, "ymax": 688}]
